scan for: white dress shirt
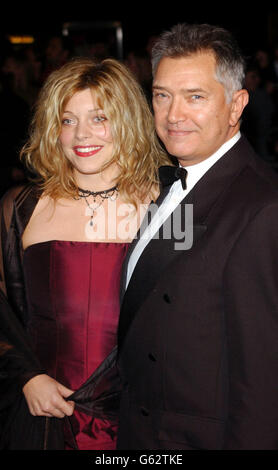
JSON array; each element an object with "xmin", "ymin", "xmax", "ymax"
[{"xmin": 125, "ymin": 132, "xmax": 241, "ymax": 289}]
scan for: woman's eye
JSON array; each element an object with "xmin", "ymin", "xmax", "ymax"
[
  {"xmin": 62, "ymin": 118, "xmax": 75, "ymax": 125},
  {"xmin": 94, "ymin": 116, "xmax": 105, "ymax": 122},
  {"xmin": 92, "ymin": 115, "xmax": 107, "ymax": 124}
]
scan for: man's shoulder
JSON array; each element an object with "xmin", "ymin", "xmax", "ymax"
[
  {"xmin": 230, "ymin": 166, "xmax": 278, "ymax": 220},
  {"xmin": 234, "ymin": 137, "xmax": 278, "ymax": 204}
]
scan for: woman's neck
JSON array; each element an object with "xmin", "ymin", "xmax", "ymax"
[{"xmin": 74, "ymin": 165, "xmax": 120, "ymax": 192}]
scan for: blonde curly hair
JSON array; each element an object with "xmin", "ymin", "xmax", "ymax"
[{"xmin": 21, "ymin": 57, "xmax": 170, "ymax": 206}]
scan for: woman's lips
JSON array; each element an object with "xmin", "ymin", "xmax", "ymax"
[{"xmin": 73, "ymin": 146, "xmax": 103, "ymax": 157}]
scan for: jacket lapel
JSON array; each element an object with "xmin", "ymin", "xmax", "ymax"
[
  {"xmin": 118, "ymin": 136, "xmax": 252, "ymax": 349},
  {"xmin": 119, "ymin": 182, "xmax": 173, "ymax": 303}
]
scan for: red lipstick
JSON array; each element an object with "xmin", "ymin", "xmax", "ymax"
[{"xmin": 73, "ymin": 146, "xmax": 103, "ymax": 157}]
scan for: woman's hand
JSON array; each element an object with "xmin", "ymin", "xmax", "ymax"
[{"xmin": 23, "ymin": 374, "xmax": 75, "ymax": 418}]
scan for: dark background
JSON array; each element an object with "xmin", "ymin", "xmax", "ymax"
[
  {"xmin": 0, "ymin": 4, "xmax": 278, "ymax": 195},
  {"xmin": 1, "ymin": 4, "xmax": 278, "ymax": 55}
]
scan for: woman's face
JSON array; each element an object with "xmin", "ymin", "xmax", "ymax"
[{"xmin": 59, "ymin": 88, "xmax": 115, "ymax": 183}]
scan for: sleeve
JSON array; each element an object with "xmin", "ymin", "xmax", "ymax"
[{"xmin": 223, "ymin": 203, "xmax": 278, "ymax": 449}]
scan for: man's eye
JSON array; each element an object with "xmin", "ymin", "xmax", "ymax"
[
  {"xmin": 191, "ymin": 95, "xmax": 203, "ymax": 100},
  {"xmin": 153, "ymin": 92, "xmax": 168, "ymax": 100}
]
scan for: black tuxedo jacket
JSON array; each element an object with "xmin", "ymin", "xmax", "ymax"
[{"xmin": 117, "ymin": 136, "xmax": 278, "ymax": 450}]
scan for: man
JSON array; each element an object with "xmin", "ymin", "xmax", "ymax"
[{"xmin": 117, "ymin": 23, "xmax": 278, "ymax": 450}]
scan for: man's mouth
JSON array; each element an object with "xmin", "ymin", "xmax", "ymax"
[
  {"xmin": 168, "ymin": 129, "xmax": 195, "ymax": 136},
  {"xmin": 73, "ymin": 146, "xmax": 103, "ymax": 157}
]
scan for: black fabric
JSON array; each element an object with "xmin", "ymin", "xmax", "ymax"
[
  {"xmin": 117, "ymin": 136, "xmax": 278, "ymax": 449},
  {"xmin": 68, "ymin": 347, "xmax": 120, "ymax": 420},
  {"xmin": 159, "ymin": 165, "xmax": 188, "ymax": 189},
  {"xmin": 0, "ymin": 185, "xmax": 121, "ymax": 449}
]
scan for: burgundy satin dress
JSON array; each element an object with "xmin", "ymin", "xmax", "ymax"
[{"xmin": 23, "ymin": 240, "xmax": 129, "ymax": 450}]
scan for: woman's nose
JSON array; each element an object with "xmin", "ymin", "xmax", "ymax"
[{"xmin": 75, "ymin": 121, "xmax": 91, "ymax": 140}]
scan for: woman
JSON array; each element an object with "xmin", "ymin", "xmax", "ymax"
[{"xmin": 0, "ymin": 57, "xmax": 169, "ymax": 449}]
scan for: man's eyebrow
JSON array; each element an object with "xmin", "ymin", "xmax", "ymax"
[
  {"xmin": 184, "ymin": 88, "xmax": 207, "ymax": 94},
  {"xmin": 152, "ymin": 85, "xmax": 207, "ymax": 94},
  {"xmin": 152, "ymin": 85, "xmax": 168, "ymax": 90}
]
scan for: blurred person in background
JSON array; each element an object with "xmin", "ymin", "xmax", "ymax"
[
  {"xmin": 39, "ymin": 35, "xmax": 72, "ymax": 83},
  {"xmin": 242, "ymin": 64, "xmax": 275, "ymax": 162}
]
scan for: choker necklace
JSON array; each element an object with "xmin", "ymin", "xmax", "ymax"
[{"xmin": 75, "ymin": 185, "xmax": 119, "ymax": 226}]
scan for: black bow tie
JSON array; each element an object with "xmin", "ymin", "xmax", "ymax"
[{"xmin": 158, "ymin": 165, "xmax": 188, "ymax": 190}]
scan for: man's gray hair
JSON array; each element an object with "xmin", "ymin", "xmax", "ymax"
[{"xmin": 151, "ymin": 23, "xmax": 246, "ymax": 102}]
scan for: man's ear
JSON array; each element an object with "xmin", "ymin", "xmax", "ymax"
[{"xmin": 229, "ymin": 89, "xmax": 249, "ymax": 127}]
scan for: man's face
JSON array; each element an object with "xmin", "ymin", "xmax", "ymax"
[{"xmin": 152, "ymin": 52, "xmax": 242, "ymax": 166}]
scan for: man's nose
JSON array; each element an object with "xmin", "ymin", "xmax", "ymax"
[{"xmin": 167, "ymin": 97, "xmax": 187, "ymax": 124}]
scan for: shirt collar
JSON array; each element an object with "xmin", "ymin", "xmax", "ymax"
[{"xmin": 171, "ymin": 131, "xmax": 241, "ymax": 194}]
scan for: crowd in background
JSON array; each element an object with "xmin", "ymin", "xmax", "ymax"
[{"xmin": 1, "ymin": 32, "xmax": 278, "ymax": 196}]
